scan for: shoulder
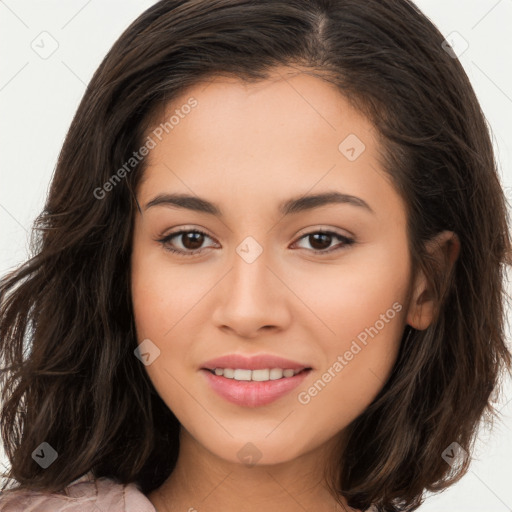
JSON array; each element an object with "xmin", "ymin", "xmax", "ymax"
[{"xmin": 0, "ymin": 472, "xmax": 156, "ymax": 512}]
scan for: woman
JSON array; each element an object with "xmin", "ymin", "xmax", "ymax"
[{"xmin": 1, "ymin": 0, "xmax": 510, "ymax": 511}]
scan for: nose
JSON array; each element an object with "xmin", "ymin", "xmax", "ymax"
[{"xmin": 211, "ymin": 249, "xmax": 292, "ymax": 339}]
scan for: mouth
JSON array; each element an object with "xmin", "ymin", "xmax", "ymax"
[
  {"xmin": 202, "ymin": 367, "xmax": 312, "ymax": 381},
  {"xmin": 200, "ymin": 367, "xmax": 313, "ymax": 407}
]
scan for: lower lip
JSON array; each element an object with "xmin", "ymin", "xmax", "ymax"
[{"xmin": 201, "ymin": 369, "xmax": 312, "ymax": 407}]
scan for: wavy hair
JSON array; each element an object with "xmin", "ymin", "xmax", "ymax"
[{"xmin": 1, "ymin": 1, "xmax": 511, "ymax": 510}]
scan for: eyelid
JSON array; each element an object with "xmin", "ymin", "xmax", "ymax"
[{"xmin": 294, "ymin": 224, "xmax": 355, "ymax": 240}]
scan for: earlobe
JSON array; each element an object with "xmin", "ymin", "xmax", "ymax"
[{"xmin": 406, "ymin": 230, "xmax": 460, "ymax": 331}]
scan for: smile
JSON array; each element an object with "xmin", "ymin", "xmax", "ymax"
[{"xmin": 201, "ymin": 368, "xmax": 312, "ymax": 407}]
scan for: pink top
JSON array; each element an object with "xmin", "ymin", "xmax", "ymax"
[
  {"xmin": 0, "ymin": 471, "xmax": 157, "ymax": 511},
  {"xmin": 0, "ymin": 471, "xmax": 379, "ymax": 511}
]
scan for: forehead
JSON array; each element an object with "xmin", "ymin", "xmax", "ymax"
[{"xmin": 137, "ymin": 68, "xmax": 404, "ymax": 227}]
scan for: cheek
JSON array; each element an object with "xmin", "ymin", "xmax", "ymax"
[
  {"xmin": 293, "ymin": 292, "xmax": 405, "ymax": 446},
  {"xmin": 130, "ymin": 265, "xmax": 190, "ymax": 419},
  {"xmin": 290, "ymin": 242, "xmax": 408, "ymax": 409},
  {"xmin": 131, "ymin": 245, "xmax": 205, "ymax": 339},
  {"xmin": 130, "ymin": 245, "xmax": 211, "ymax": 408},
  {"xmin": 287, "ymin": 238, "xmax": 409, "ymax": 344}
]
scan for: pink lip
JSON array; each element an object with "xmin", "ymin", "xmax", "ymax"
[
  {"xmin": 200, "ymin": 353, "xmax": 312, "ymax": 371},
  {"xmin": 201, "ymin": 368, "xmax": 312, "ymax": 407}
]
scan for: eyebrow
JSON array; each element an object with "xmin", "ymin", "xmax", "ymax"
[{"xmin": 143, "ymin": 191, "xmax": 375, "ymax": 216}]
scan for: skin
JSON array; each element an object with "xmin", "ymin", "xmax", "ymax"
[{"xmin": 130, "ymin": 66, "xmax": 459, "ymax": 512}]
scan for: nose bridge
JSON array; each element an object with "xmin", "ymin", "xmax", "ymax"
[
  {"xmin": 229, "ymin": 234, "xmax": 274, "ymax": 304},
  {"xmin": 211, "ymin": 234, "xmax": 288, "ymax": 334}
]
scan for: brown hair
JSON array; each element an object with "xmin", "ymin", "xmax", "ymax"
[{"xmin": 1, "ymin": 1, "xmax": 511, "ymax": 510}]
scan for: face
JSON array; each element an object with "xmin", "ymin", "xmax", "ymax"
[{"xmin": 131, "ymin": 67, "xmax": 420, "ymax": 466}]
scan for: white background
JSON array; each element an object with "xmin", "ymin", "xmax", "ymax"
[{"xmin": 1, "ymin": 1, "xmax": 511, "ymax": 510}]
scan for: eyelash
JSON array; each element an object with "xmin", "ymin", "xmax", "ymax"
[{"xmin": 156, "ymin": 228, "xmax": 355, "ymax": 257}]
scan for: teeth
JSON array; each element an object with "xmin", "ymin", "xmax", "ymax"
[{"xmin": 211, "ymin": 368, "xmax": 304, "ymax": 381}]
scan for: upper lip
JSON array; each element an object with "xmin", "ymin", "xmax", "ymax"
[{"xmin": 201, "ymin": 354, "xmax": 312, "ymax": 371}]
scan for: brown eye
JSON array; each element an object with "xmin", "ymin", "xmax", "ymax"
[
  {"xmin": 294, "ymin": 230, "xmax": 355, "ymax": 254},
  {"xmin": 308, "ymin": 233, "xmax": 333, "ymax": 251},
  {"xmin": 157, "ymin": 229, "xmax": 354, "ymax": 257},
  {"xmin": 157, "ymin": 229, "xmax": 216, "ymax": 256},
  {"xmin": 179, "ymin": 231, "xmax": 205, "ymax": 250}
]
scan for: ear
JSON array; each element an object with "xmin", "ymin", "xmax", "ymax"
[{"xmin": 406, "ymin": 230, "xmax": 460, "ymax": 330}]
